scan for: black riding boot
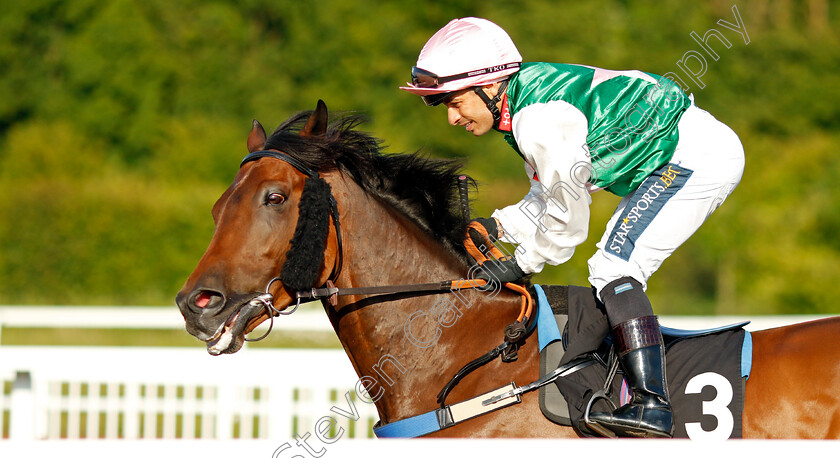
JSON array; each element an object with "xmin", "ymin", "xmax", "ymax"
[{"xmin": 589, "ymin": 315, "xmax": 673, "ymax": 438}]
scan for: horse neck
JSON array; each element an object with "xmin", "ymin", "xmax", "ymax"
[{"xmin": 323, "ymin": 174, "xmax": 526, "ymax": 424}]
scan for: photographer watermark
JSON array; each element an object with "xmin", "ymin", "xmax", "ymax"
[
  {"xmin": 518, "ymin": 4, "xmax": 750, "ymax": 233},
  {"xmin": 271, "ymin": 353, "xmax": 406, "ymax": 457}
]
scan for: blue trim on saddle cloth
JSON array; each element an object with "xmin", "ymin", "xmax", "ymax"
[
  {"xmin": 373, "ymin": 411, "xmax": 440, "ymax": 438},
  {"xmin": 660, "ymin": 321, "xmax": 750, "ymax": 339},
  {"xmin": 535, "ymin": 285, "xmax": 562, "ymax": 352},
  {"xmin": 741, "ymin": 331, "xmax": 752, "ymax": 379},
  {"xmin": 660, "ymin": 321, "xmax": 752, "ymax": 380}
]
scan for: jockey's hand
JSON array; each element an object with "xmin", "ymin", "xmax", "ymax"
[
  {"xmin": 475, "ymin": 258, "xmax": 525, "ymax": 288},
  {"xmin": 470, "ymin": 217, "xmax": 499, "ymax": 239}
]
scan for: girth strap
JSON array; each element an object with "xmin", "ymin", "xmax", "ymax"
[{"xmin": 374, "ymin": 356, "xmax": 596, "ymax": 438}]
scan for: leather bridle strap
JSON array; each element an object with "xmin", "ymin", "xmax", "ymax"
[
  {"xmin": 241, "ymin": 150, "xmax": 318, "ymax": 178},
  {"xmin": 326, "ymin": 194, "xmax": 343, "ymax": 281},
  {"xmin": 295, "ymin": 279, "xmax": 488, "ymax": 303}
]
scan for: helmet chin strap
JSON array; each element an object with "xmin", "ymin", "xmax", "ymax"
[{"xmin": 473, "ymin": 80, "xmax": 509, "ymax": 129}]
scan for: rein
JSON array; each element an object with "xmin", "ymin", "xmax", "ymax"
[{"xmin": 294, "ymin": 279, "xmax": 491, "ymax": 304}]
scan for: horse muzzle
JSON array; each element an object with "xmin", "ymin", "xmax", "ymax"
[
  {"xmin": 176, "ymin": 287, "xmax": 265, "ymax": 352},
  {"xmin": 202, "ymin": 297, "xmax": 268, "ymax": 355}
]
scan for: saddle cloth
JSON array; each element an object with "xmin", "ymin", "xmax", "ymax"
[{"xmin": 534, "ymin": 285, "xmax": 751, "ymax": 439}]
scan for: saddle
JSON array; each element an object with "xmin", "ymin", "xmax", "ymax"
[{"xmin": 533, "ymin": 284, "xmax": 752, "ymax": 439}]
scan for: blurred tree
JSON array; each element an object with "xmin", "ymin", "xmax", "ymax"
[{"xmin": 0, "ymin": 0, "xmax": 837, "ymax": 314}]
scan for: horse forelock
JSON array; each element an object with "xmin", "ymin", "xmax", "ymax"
[{"xmin": 262, "ymin": 109, "xmax": 471, "ymax": 263}]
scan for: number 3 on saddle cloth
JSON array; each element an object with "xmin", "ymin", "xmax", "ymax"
[{"xmin": 533, "ymin": 284, "xmax": 752, "ymax": 440}]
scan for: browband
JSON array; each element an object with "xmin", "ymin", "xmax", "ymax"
[{"xmin": 241, "ymin": 150, "xmax": 318, "ymax": 178}]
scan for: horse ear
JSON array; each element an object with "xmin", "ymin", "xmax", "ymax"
[
  {"xmin": 247, "ymin": 119, "xmax": 267, "ymax": 153},
  {"xmin": 299, "ymin": 100, "xmax": 328, "ymax": 137}
]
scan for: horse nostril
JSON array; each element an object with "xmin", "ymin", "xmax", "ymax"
[
  {"xmin": 191, "ymin": 289, "xmax": 224, "ymax": 311},
  {"xmin": 196, "ymin": 291, "xmax": 213, "ymax": 308}
]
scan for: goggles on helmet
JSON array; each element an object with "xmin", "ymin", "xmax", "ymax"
[
  {"xmin": 419, "ymin": 92, "xmax": 454, "ymax": 107},
  {"xmin": 410, "ymin": 62, "xmax": 521, "ymax": 88},
  {"xmin": 410, "ymin": 62, "xmax": 520, "ymax": 106}
]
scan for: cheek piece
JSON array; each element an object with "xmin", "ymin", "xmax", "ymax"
[{"xmin": 279, "ymin": 177, "xmax": 332, "ymax": 292}]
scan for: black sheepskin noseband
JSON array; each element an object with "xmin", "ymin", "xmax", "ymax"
[{"xmin": 279, "ymin": 176, "xmax": 333, "ymax": 292}]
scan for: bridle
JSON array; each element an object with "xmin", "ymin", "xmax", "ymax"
[
  {"xmin": 238, "ymin": 149, "xmax": 497, "ymax": 319},
  {"xmin": 238, "ymin": 149, "xmax": 343, "ymax": 341},
  {"xmin": 235, "ymin": 149, "xmax": 536, "ymax": 403}
]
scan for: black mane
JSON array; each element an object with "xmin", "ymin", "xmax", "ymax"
[{"xmin": 263, "ymin": 110, "xmax": 472, "ymax": 262}]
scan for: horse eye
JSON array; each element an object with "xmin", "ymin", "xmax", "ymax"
[{"xmin": 265, "ymin": 192, "xmax": 286, "ymax": 206}]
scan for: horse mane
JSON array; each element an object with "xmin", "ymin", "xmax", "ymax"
[{"xmin": 263, "ymin": 110, "xmax": 472, "ymax": 263}]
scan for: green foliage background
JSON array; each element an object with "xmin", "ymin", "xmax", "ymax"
[{"xmin": 1, "ymin": 0, "xmax": 839, "ymax": 316}]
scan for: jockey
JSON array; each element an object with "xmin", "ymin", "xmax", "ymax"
[{"xmin": 400, "ymin": 17, "xmax": 745, "ymax": 438}]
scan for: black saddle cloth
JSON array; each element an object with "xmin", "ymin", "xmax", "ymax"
[{"xmin": 535, "ymin": 285, "xmax": 749, "ymax": 439}]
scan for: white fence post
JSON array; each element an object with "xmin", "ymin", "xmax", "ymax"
[
  {"xmin": 9, "ymin": 371, "xmax": 34, "ymax": 440},
  {"xmin": 216, "ymin": 384, "xmax": 234, "ymax": 440}
]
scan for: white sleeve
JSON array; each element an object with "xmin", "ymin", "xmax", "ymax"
[{"xmin": 491, "ymin": 100, "xmax": 593, "ymax": 274}]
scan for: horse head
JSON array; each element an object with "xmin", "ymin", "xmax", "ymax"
[{"xmin": 176, "ymin": 100, "xmax": 339, "ymax": 355}]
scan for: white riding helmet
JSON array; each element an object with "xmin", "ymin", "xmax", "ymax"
[{"xmin": 400, "ymin": 17, "xmax": 523, "ymax": 106}]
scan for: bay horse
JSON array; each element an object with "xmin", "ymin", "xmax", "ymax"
[{"xmin": 176, "ymin": 101, "xmax": 840, "ymax": 439}]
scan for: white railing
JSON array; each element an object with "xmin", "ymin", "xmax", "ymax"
[
  {"xmin": 0, "ymin": 304, "xmax": 830, "ymax": 337},
  {"xmin": 0, "ymin": 303, "xmax": 333, "ymax": 342},
  {"xmin": 0, "ymin": 305, "xmax": 833, "ymax": 442},
  {"xmin": 0, "ymin": 346, "xmax": 378, "ymax": 441}
]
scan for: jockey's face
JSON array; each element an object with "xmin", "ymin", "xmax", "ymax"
[{"xmin": 444, "ymin": 83, "xmax": 501, "ymax": 137}]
